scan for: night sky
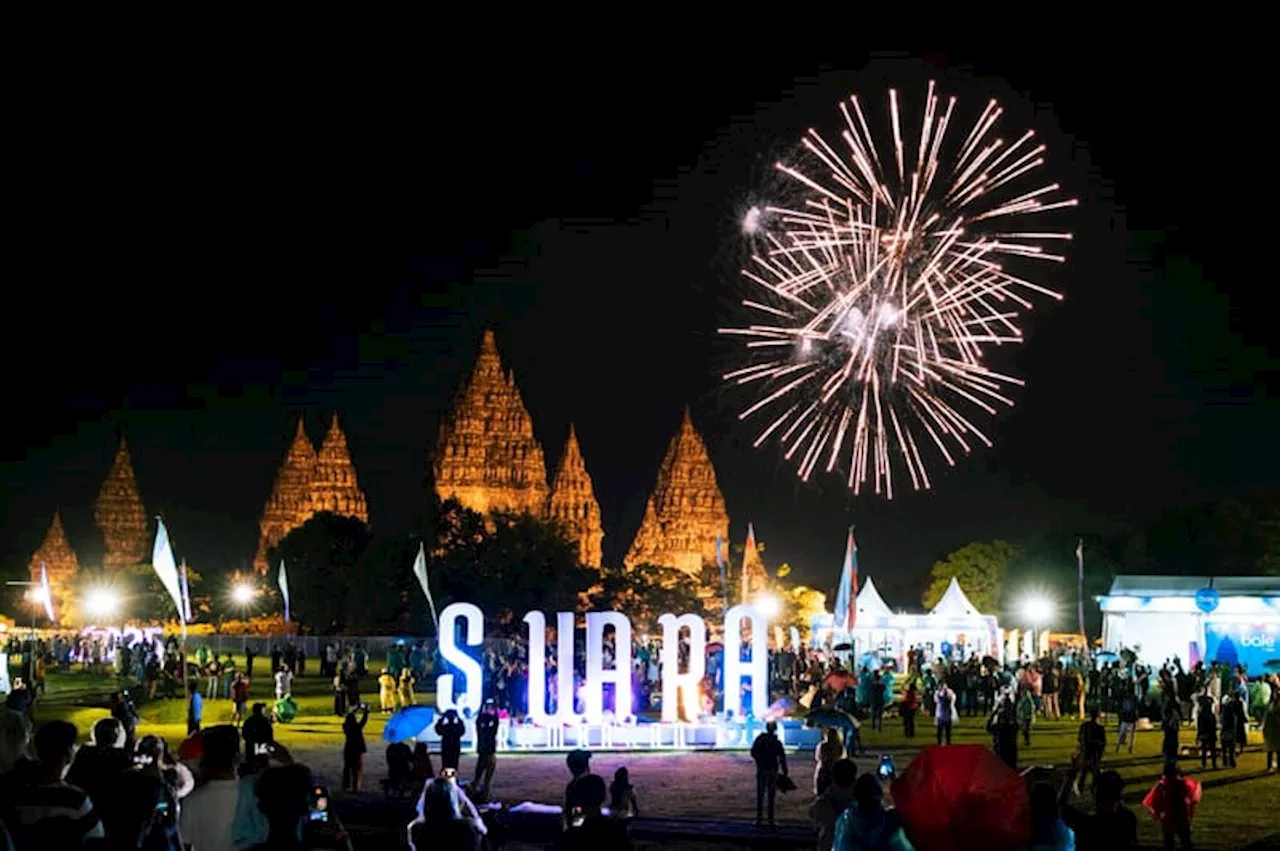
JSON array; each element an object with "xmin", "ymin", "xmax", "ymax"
[{"xmin": 4, "ymin": 49, "xmax": 1275, "ymax": 609}]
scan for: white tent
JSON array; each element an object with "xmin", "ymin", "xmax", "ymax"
[
  {"xmin": 930, "ymin": 577, "xmax": 982, "ymax": 618},
  {"xmin": 856, "ymin": 577, "xmax": 894, "ymax": 621}
]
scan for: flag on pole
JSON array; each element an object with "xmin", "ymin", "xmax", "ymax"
[
  {"xmin": 1076, "ymin": 538, "xmax": 1086, "ymax": 641},
  {"xmin": 715, "ymin": 535, "xmax": 728, "ymax": 610},
  {"xmin": 278, "ymin": 560, "xmax": 291, "ymax": 623},
  {"xmin": 179, "ymin": 560, "xmax": 193, "ymax": 622},
  {"xmin": 741, "ymin": 523, "xmax": 759, "ymax": 602},
  {"xmin": 151, "ymin": 518, "xmax": 185, "ymax": 625},
  {"xmin": 39, "ymin": 563, "xmax": 56, "ymax": 623},
  {"xmin": 412, "ymin": 542, "xmax": 439, "ymax": 631},
  {"xmin": 833, "ymin": 528, "xmax": 859, "ymax": 632}
]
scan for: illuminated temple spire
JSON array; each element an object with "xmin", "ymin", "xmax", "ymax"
[
  {"xmin": 253, "ymin": 416, "xmax": 318, "ymax": 574},
  {"xmin": 546, "ymin": 424, "xmax": 604, "ymax": 567},
  {"xmin": 28, "ymin": 511, "xmax": 80, "ymax": 601},
  {"xmin": 624, "ymin": 407, "xmax": 731, "ymax": 575},
  {"xmin": 308, "ymin": 413, "xmax": 369, "ymax": 522},
  {"xmin": 93, "ymin": 436, "xmax": 149, "ymax": 570},
  {"xmin": 433, "ymin": 330, "xmax": 550, "ymax": 516}
]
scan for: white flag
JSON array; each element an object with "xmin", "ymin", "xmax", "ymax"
[
  {"xmin": 412, "ymin": 542, "xmax": 438, "ymax": 629},
  {"xmin": 151, "ymin": 518, "xmax": 185, "ymax": 624},
  {"xmin": 278, "ymin": 560, "xmax": 291, "ymax": 623},
  {"xmin": 39, "ymin": 563, "xmax": 56, "ymax": 623}
]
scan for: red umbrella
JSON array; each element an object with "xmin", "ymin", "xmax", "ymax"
[
  {"xmin": 890, "ymin": 745, "xmax": 1031, "ymax": 851},
  {"xmin": 176, "ymin": 730, "xmax": 204, "ymax": 763}
]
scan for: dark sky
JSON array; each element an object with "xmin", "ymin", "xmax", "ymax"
[{"xmin": 4, "ymin": 48, "xmax": 1275, "ymax": 609}]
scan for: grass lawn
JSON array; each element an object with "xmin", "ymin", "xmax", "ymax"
[{"xmin": 24, "ymin": 659, "xmax": 1280, "ymax": 849}]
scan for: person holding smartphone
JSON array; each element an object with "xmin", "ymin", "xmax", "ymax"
[{"xmin": 341, "ymin": 703, "xmax": 370, "ymax": 792}]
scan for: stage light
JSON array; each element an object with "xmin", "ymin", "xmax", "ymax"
[
  {"xmin": 231, "ymin": 583, "xmax": 256, "ymax": 605},
  {"xmin": 1022, "ymin": 595, "xmax": 1053, "ymax": 626},
  {"xmin": 754, "ymin": 593, "xmax": 781, "ymax": 619},
  {"xmin": 84, "ymin": 588, "xmax": 120, "ymax": 619}
]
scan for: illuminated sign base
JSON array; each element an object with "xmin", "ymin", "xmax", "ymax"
[{"xmin": 406, "ymin": 716, "xmax": 822, "ymax": 752}]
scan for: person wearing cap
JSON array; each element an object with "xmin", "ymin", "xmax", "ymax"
[{"xmin": 562, "ymin": 749, "xmax": 592, "ymax": 830}]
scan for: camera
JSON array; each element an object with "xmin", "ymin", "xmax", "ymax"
[{"xmin": 440, "ymin": 767, "xmax": 457, "ymax": 780}]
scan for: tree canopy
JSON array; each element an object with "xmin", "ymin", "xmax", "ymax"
[
  {"xmin": 589, "ymin": 563, "xmax": 706, "ymax": 633},
  {"xmin": 272, "ymin": 511, "xmax": 374, "ymax": 633},
  {"xmin": 428, "ymin": 500, "xmax": 598, "ymax": 629},
  {"xmin": 921, "ymin": 540, "xmax": 1018, "ymax": 614}
]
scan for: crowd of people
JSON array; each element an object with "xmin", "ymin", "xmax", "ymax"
[{"xmin": 5, "ymin": 623, "xmax": 1280, "ymax": 849}]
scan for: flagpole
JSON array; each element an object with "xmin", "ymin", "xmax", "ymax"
[
  {"xmin": 1076, "ymin": 538, "xmax": 1087, "ymax": 653},
  {"xmin": 157, "ymin": 513, "xmax": 191, "ymax": 734}
]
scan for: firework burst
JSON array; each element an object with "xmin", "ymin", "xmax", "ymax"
[{"xmin": 720, "ymin": 82, "xmax": 1077, "ymax": 498}]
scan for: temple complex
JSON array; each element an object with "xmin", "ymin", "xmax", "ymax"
[
  {"xmin": 625, "ymin": 408, "xmax": 731, "ymax": 575},
  {"xmin": 253, "ymin": 417, "xmax": 319, "ymax": 573},
  {"xmin": 308, "ymin": 414, "xmax": 370, "ymax": 521},
  {"xmin": 93, "ymin": 437, "xmax": 149, "ymax": 570},
  {"xmin": 433, "ymin": 330, "xmax": 550, "ymax": 515},
  {"xmin": 28, "ymin": 511, "xmax": 80, "ymax": 603},
  {"xmin": 433, "ymin": 331, "xmax": 608, "ymax": 566},
  {"xmin": 546, "ymin": 425, "xmax": 604, "ymax": 567},
  {"xmin": 252, "ymin": 414, "xmax": 369, "ymax": 573}
]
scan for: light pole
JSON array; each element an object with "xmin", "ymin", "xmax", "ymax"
[{"xmin": 1021, "ymin": 595, "xmax": 1053, "ymax": 659}]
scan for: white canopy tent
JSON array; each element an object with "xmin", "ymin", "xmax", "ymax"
[{"xmin": 811, "ymin": 577, "xmax": 1003, "ymax": 667}]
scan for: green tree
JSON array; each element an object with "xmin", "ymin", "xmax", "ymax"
[
  {"xmin": 780, "ymin": 584, "xmax": 827, "ymax": 638},
  {"xmin": 272, "ymin": 512, "xmax": 373, "ymax": 633},
  {"xmin": 428, "ymin": 500, "xmax": 598, "ymax": 626},
  {"xmin": 115, "ymin": 563, "xmax": 204, "ymax": 624},
  {"xmin": 921, "ymin": 541, "xmax": 1018, "ymax": 613},
  {"xmin": 590, "ymin": 564, "xmax": 706, "ymax": 632}
]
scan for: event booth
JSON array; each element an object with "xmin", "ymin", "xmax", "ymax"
[
  {"xmin": 812, "ymin": 577, "xmax": 1004, "ymax": 668},
  {"xmin": 1098, "ymin": 575, "xmax": 1280, "ymax": 670}
]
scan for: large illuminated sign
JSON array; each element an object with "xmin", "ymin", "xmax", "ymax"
[
  {"xmin": 522, "ymin": 610, "xmax": 580, "ymax": 725},
  {"xmin": 436, "ymin": 603, "xmax": 484, "ymax": 712},
  {"xmin": 658, "ymin": 613, "xmax": 706, "ymax": 722},
  {"xmin": 435, "ymin": 603, "xmax": 793, "ymax": 751},
  {"xmin": 723, "ymin": 604, "xmax": 769, "ymax": 721},
  {"xmin": 585, "ymin": 612, "xmax": 632, "ymax": 724}
]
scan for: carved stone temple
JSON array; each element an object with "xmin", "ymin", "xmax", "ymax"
[
  {"xmin": 253, "ymin": 413, "xmax": 369, "ymax": 573},
  {"xmin": 433, "ymin": 330, "xmax": 605, "ymax": 567},
  {"xmin": 93, "ymin": 437, "xmax": 150, "ymax": 570},
  {"xmin": 624, "ymin": 408, "xmax": 731, "ymax": 576},
  {"xmin": 28, "ymin": 511, "xmax": 80, "ymax": 602},
  {"xmin": 546, "ymin": 425, "xmax": 604, "ymax": 568},
  {"xmin": 433, "ymin": 332, "xmax": 733, "ymax": 574}
]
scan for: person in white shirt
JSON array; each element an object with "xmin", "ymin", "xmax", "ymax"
[{"xmin": 274, "ymin": 667, "xmax": 293, "ymax": 700}]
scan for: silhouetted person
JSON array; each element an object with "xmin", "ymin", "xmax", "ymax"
[
  {"xmin": 750, "ymin": 720, "xmax": 788, "ymax": 827},
  {"xmin": 435, "ymin": 709, "xmax": 465, "ymax": 771},
  {"xmin": 341, "ymin": 704, "xmax": 369, "ymax": 792},
  {"xmin": 473, "ymin": 700, "xmax": 500, "ymax": 794}
]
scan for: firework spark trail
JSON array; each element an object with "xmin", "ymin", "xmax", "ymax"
[{"xmin": 720, "ymin": 83, "xmax": 1076, "ymax": 498}]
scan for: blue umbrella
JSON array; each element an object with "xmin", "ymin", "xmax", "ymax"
[
  {"xmin": 1094, "ymin": 651, "xmax": 1120, "ymax": 663},
  {"xmin": 383, "ymin": 706, "xmax": 436, "ymax": 743}
]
